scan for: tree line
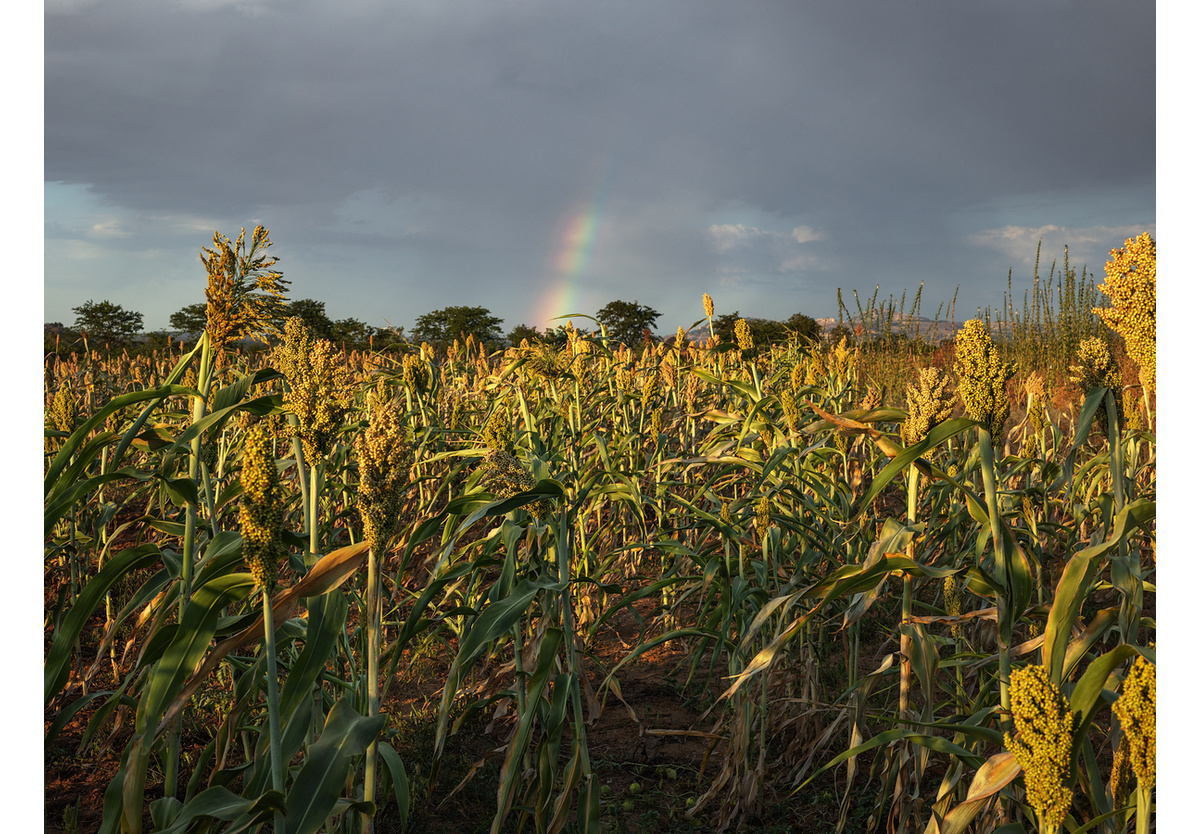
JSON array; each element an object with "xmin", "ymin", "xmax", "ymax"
[{"xmin": 51, "ymin": 296, "xmax": 824, "ymax": 356}]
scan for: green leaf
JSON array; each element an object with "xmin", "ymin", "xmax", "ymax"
[
  {"xmin": 377, "ymin": 742, "xmax": 411, "ymax": 831},
  {"xmin": 155, "ymin": 786, "xmax": 284, "ymax": 834},
  {"xmin": 141, "ymin": 573, "xmax": 256, "ymax": 738},
  {"xmin": 280, "ymin": 589, "xmax": 348, "ymax": 718},
  {"xmin": 1043, "ymin": 499, "xmax": 1154, "ymax": 683},
  {"xmin": 45, "ymin": 544, "xmax": 161, "ymax": 706},
  {"xmin": 852, "ymin": 416, "xmax": 977, "ymax": 519},
  {"xmin": 1068, "ymin": 644, "xmax": 1138, "ymax": 764},
  {"xmin": 435, "ymin": 578, "xmax": 550, "ymax": 757},
  {"xmin": 285, "ymin": 699, "xmax": 386, "ymax": 834}
]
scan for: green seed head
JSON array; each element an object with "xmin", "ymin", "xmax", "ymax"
[
  {"xmin": 482, "ymin": 404, "xmax": 514, "ymax": 453},
  {"xmin": 478, "ymin": 450, "xmax": 550, "ymax": 520}
]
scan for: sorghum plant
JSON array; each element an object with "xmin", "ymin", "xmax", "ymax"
[{"xmin": 355, "ymin": 384, "xmax": 414, "ymax": 831}]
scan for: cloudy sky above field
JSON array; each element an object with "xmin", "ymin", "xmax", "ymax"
[{"xmin": 44, "ymin": 0, "xmax": 1156, "ymax": 336}]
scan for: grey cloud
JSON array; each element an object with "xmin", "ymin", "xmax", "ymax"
[{"xmin": 45, "ymin": 0, "xmax": 1154, "ymax": 332}]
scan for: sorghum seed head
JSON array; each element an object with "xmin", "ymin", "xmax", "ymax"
[
  {"xmin": 734, "ymin": 318, "xmax": 754, "ymax": 352},
  {"xmin": 1111, "ymin": 733, "xmax": 1135, "ymax": 811},
  {"xmin": 356, "ymin": 393, "xmax": 413, "ymax": 553},
  {"xmin": 1112, "ymin": 655, "xmax": 1155, "ymax": 788},
  {"xmin": 1004, "ymin": 665, "xmax": 1075, "ymax": 831},
  {"xmin": 478, "ymin": 449, "xmax": 550, "ymax": 520},
  {"xmin": 1095, "ymin": 233, "xmax": 1155, "ymax": 394},
  {"xmin": 755, "ymin": 494, "xmax": 771, "ymax": 534},
  {"xmin": 902, "ymin": 367, "xmax": 956, "ymax": 446},
  {"xmin": 482, "ymin": 405, "xmax": 514, "ymax": 453},
  {"xmin": 239, "ymin": 424, "xmax": 283, "ymax": 590},
  {"xmin": 954, "ymin": 320, "xmax": 1014, "ymax": 438}
]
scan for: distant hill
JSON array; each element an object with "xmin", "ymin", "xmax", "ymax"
[{"xmin": 816, "ymin": 316, "xmax": 969, "ymax": 343}]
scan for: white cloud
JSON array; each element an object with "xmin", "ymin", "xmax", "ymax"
[
  {"xmin": 791, "ymin": 225, "xmax": 826, "ymax": 244},
  {"xmin": 968, "ymin": 223, "xmax": 1156, "ymax": 262},
  {"xmin": 708, "ymin": 221, "xmax": 830, "ymax": 275},
  {"xmin": 89, "ymin": 217, "xmax": 131, "ymax": 239},
  {"xmin": 708, "ymin": 223, "xmax": 769, "ymax": 253}
]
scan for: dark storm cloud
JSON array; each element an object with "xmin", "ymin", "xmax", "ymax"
[{"xmin": 45, "ymin": 0, "xmax": 1154, "ymax": 332}]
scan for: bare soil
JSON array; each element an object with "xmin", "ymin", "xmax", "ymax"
[{"xmin": 45, "ymin": 575, "xmax": 875, "ymax": 834}]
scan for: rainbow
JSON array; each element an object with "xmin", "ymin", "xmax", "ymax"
[{"xmin": 531, "ymin": 200, "xmax": 603, "ymax": 330}]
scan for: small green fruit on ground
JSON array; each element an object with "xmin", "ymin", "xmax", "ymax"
[
  {"xmin": 686, "ymin": 797, "xmax": 696, "ymax": 807},
  {"xmin": 600, "ymin": 784, "xmax": 611, "ymax": 797},
  {"xmin": 629, "ymin": 783, "xmax": 642, "ymax": 795},
  {"xmin": 665, "ymin": 768, "xmax": 678, "ymax": 781},
  {"xmin": 622, "ymin": 800, "xmax": 635, "ymax": 812}
]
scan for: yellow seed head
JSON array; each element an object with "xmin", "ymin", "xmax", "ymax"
[
  {"xmin": 828, "ymin": 336, "xmax": 855, "ymax": 386},
  {"xmin": 1095, "ymin": 233, "xmax": 1155, "ymax": 394},
  {"xmin": 902, "ymin": 367, "xmax": 956, "ymax": 446},
  {"xmin": 356, "ymin": 388, "xmax": 414, "ymax": 554},
  {"xmin": 1004, "ymin": 665, "xmax": 1075, "ymax": 831},
  {"xmin": 703, "ymin": 293, "xmax": 715, "ymax": 320},
  {"xmin": 943, "ymin": 575, "xmax": 963, "ymax": 638},
  {"xmin": 1110, "ymin": 733, "xmax": 1135, "ymax": 811},
  {"xmin": 641, "ymin": 368, "xmax": 660, "ymax": 409},
  {"xmin": 659, "ymin": 352, "xmax": 678, "ymax": 390},
  {"xmin": 1071, "ymin": 336, "xmax": 1121, "ymax": 392},
  {"xmin": 272, "ymin": 317, "xmax": 353, "ymax": 460},
  {"xmin": 46, "ymin": 380, "xmax": 80, "ymax": 455},
  {"xmin": 1112, "ymin": 655, "xmax": 1155, "ymax": 788},
  {"xmin": 780, "ymin": 388, "xmax": 800, "ymax": 432},
  {"xmin": 1070, "ymin": 336, "xmax": 1123, "ymax": 436},
  {"xmin": 860, "ymin": 386, "xmax": 882, "ymax": 412},
  {"xmin": 239, "ymin": 424, "xmax": 283, "ymax": 590},
  {"xmin": 954, "ymin": 320, "xmax": 1014, "ymax": 438},
  {"xmin": 734, "ymin": 318, "xmax": 754, "ymax": 352},
  {"xmin": 684, "ymin": 369, "xmax": 701, "ymax": 413},
  {"xmin": 202, "ymin": 226, "xmax": 289, "ymax": 360},
  {"xmin": 755, "ymin": 494, "xmax": 771, "ymax": 535}
]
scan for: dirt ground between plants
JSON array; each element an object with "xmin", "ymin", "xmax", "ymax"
[{"xmin": 46, "ymin": 578, "xmax": 873, "ymax": 834}]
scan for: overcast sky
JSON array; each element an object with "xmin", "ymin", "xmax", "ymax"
[{"xmin": 44, "ymin": 0, "xmax": 1156, "ymax": 336}]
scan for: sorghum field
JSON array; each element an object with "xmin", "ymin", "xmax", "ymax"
[{"xmin": 44, "ymin": 231, "xmax": 1156, "ymax": 834}]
